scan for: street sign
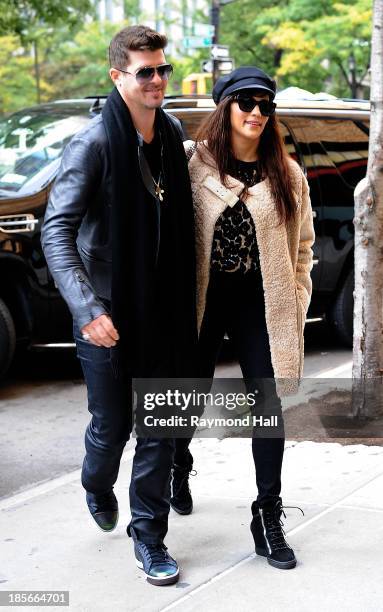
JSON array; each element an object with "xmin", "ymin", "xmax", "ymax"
[
  {"xmin": 202, "ymin": 58, "xmax": 234, "ymax": 73},
  {"xmin": 211, "ymin": 45, "xmax": 230, "ymax": 59},
  {"xmin": 183, "ymin": 36, "xmax": 212, "ymax": 49},
  {"xmin": 202, "ymin": 60, "xmax": 213, "ymax": 73},
  {"xmin": 194, "ymin": 23, "xmax": 215, "ymax": 37},
  {"xmin": 216, "ymin": 59, "xmax": 234, "ymax": 73}
]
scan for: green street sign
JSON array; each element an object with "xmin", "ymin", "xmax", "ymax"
[{"xmin": 183, "ymin": 36, "xmax": 213, "ymax": 49}]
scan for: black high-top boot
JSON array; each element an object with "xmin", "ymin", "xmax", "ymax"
[
  {"xmin": 250, "ymin": 498, "xmax": 304, "ymax": 569},
  {"xmin": 170, "ymin": 461, "xmax": 196, "ymax": 515}
]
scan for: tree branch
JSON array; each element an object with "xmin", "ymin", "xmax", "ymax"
[{"xmin": 336, "ymin": 60, "xmax": 351, "ymax": 87}]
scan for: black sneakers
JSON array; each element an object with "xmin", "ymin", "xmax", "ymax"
[
  {"xmin": 128, "ymin": 526, "xmax": 179, "ymax": 586},
  {"xmin": 250, "ymin": 498, "xmax": 304, "ymax": 569},
  {"xmin": 170, "ymin": 463, "xmax": 197, "ymax": 515},
  {"xmin": 86, "ymin": 490, "xmax": 119, "ymax": 532}
]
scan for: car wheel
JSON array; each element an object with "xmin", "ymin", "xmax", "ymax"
[
  {"xmin": 0, "ymin": 297, "xmax": 16, "ymax": 378},
  {"xmin": 329, "ymin": 268, "xmax": 354, "ymax": 348}
]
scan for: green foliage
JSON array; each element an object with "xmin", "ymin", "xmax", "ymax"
[
  {"xmin": 0, "ymin": 0, "xmax": 373, "ymax": 115},
  {"xmin": 0, "ymin": 0, "xmax": 94, "ymax": 39},
  {"xmin": 0, "ymin": 34, "xmax": 51, "ymax": 113},
  {"xmin": 221, "ymin": 0, "xmax": 372, "ymax": 98},
  {"xmin": 0, "ymin": 0, "xmax": 95, "ymax": 112},
  {"xmin": 123, "ymin": 0, "xmax": 141, "ymax": 22},
  {"xmin": 43, "ymin": 21, "xmax": 120, "ymax": 100}
]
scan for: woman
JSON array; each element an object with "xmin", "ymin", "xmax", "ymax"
[{"xmin": 184, "ymin": 66, "xmax": 315, "ymax": 570}]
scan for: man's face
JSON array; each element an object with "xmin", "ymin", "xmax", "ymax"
[{"xmin": 110, "ymin": 48, "xmax": 169, "ymax": 111}]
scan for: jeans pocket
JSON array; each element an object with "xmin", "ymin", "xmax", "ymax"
[{"xmin": 73, "ymin": 323, "xmax": 111, "ymax": 363}]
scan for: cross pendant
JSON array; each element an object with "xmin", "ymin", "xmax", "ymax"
[{"xmin": 156, "ymin": 185, "xmax": 165, "ymax": 202}]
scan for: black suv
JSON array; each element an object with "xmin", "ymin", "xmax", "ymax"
[{"xmin": 0, "ymin": 94, "xmax": 369, "ymax": 377}]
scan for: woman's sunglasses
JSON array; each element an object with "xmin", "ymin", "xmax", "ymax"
[
  {"xmin": 117, "ymin": 63, "xmax": 173, "ymax": 83},
  {"xmin": 234, "ymin": 95, "xmax": 276, "ymax": 116}
]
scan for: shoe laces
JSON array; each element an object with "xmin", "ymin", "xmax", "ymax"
[
  {"xmin": 262, "ymin": 502, "xmax": 304, "ymax": 550},
  {"xmin": 172, "ymin": 465, "xmax": 197, "ymax": 494},
  {"xmin": 143, "ymin": 543, "xmax": 173, "ymax": 567}
]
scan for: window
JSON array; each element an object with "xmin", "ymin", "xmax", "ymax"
[
  {"xmin": 0, "ymin": 106, "xmax": 90, "ymax": 196},
  {"xmin": 282, "ymin": 116, "xmax": 368, "ymax": 208}
]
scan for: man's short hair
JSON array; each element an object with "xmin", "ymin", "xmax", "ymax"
[{"xmin": 109, "ymin": 25, "xmax": 168, "ymax": 69}]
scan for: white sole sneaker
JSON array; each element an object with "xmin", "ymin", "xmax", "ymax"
[{"xmin": 135, "ymin": 558, "xmax": 180, "ymax": 586}]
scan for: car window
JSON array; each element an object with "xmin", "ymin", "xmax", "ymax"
[
  {"xmin": 0, "ymin": 107, "xmax": 91, "ymax": 196},
  {"xmin": 170, "ymin": 109, "xmax": 211, "ymax": 140},
  {"xmin": 286, "ymin": 116, "xmax": 369, "ymax": 256},
  {"xmin": 281, "ymin": 116, "xmax": 322, "ymax": 211},
  {"xmin": 282, "ymin": 117, "xmax": 368, "ymax": 191},
  {"xmin": 282, "ymin": 116, "xmax": 369, "ymax": 212},
  {"xmin": 278, "ymin": 121, "xmax": 302, "ymax": 164}
]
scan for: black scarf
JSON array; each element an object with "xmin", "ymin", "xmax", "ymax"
[{"xmin": 102, "ymin": 87, "xmax": 197, "ymax": 378}]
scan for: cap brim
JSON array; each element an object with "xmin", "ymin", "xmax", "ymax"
[{"xmin": 222, "ymin": 84, "xmax": 275, "ymax": 100}]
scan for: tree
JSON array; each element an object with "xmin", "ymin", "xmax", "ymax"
[
  {"xmin": 306, "ymin": 0, "xmax": 372, "ymax": 97},
  {"xmin": 0, "ymin": 0, "xmax": 93, "ymax": 38},
  {"xmin": 220, "ymin": 0, "xmax": 371, "ymax": 98},
  {"xmin": 43, "ymin": 21, "xmax": 119, "ymax": 100},
  {"xmin": 352, "ymin": 0, "xmax": 383, "ymax": 419},
  {"xmin": 0, "ymin": 34, "xmax": 52, "ymax": 113},
  {"xmin": 0, "ymin": 0, "xmax": 94, "ymax": 105},
  {"xmin": 122, "ymin": 0, "xmax": 141, "ymax": 22}
]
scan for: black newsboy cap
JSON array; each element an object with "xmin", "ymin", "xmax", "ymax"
[{"xmin": 212, "ymin": 66, "xmax": 276, "ymax": 104}]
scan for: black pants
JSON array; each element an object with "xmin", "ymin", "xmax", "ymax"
[
  {"xmin": 175, "ymin": 270, "xmax": 285, "ymax": 506},
  {"xmin": 74, "ymin": 324, "xmax": 175, "ymax": 544}
]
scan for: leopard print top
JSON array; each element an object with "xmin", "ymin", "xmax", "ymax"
[{"xmin": 211, "ymin": 159, "xmax": 263, "ymax": 274}]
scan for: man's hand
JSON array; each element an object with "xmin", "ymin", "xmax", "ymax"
[{"xmin": 80, "ymin": 315, "xmax": 119, "ymax": 347}]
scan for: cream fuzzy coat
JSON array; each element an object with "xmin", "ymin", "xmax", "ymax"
[{"xmin": 185, "ymin": 141, "xmax": 315, "ymax": 398}]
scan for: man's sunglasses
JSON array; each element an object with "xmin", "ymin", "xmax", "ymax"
[
  {"xmin": 234, "ymin": 95, "xmax": 276, "ymax": 116},
  {"xmin": 117, "ymin": 63, "xmax": 173, "ymax": 83}
]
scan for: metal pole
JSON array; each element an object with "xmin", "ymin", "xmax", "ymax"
[
  {"xmin": 211, "ymin": 0, "xmax": 220, "ymax": 84},
  {"xmin": 33, "ymin": 40, "xmax": 41, "ymax": 105}
]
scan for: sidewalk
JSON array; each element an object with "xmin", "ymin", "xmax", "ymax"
[{"xmin": 1, "ymin": 436, "xmax": 382, "ymax": 611}]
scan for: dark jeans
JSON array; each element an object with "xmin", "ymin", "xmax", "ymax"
[
  {"xmin": 74, "ymin": 325, "xmax": 176, "ymax": 544},
  {"xmin": 74, "ymin": 328, "xmax": 132, "ymax": 495},
  {"xmin": 175, "ymin": 270, "xmax": 285, "ymax": 506}
]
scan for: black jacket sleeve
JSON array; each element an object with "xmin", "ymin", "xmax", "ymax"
[{"xmin": 41, "ymin": 136, "xmax": 108, "ymax": 330}]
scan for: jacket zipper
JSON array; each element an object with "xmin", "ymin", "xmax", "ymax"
[{"xmin": 74, "ymin": 269, "xmax": 92, "ymax": 307}]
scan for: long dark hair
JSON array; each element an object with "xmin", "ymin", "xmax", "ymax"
[{"xmin": 195, "ymin": 96, "xmax": 298, "ymax": 226}]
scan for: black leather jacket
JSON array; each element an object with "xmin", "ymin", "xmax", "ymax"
[{"xmin": 41, "ymin": 111, "xmax": 183, "ymax": 330}]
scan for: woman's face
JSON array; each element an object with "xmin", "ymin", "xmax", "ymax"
[{"xmin": 229, "ymin": 90, "xmax": 271, "ymax": 147}]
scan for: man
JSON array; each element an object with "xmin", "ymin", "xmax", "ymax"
[{"xmin": 41, "ymin": 25, "xmax": 197, "ymax": 586}]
